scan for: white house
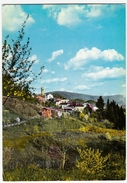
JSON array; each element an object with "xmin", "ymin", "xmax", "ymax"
[
  {"xmin": 45, "ymin": 94, "xmax": 54, "ymax": 100},
  {"xmin": 60, "ymin": 99, "xmax": 69, "ymax": 103},
  {"xmin": 55, "ymin": 98, "xmax": 69, "ymax": 106},
  {"xmin": 55, "ymin": 99, "xmax": 62, "ymax": 106},
  {"xmin": 74, "ymin": 105, "xmax": 84, "ymax": 112},
  {"xmin": 59, "ymin": 102, "xmax": 69, "ymax": 109}
]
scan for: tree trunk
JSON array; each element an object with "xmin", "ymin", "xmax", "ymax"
[
  {"xmin": 61, "ymin": 151, "xmax": 66, "ymax": 169},
  {"xmin": 3, "ymin": 96, "xmax": 9, "ymax": 105}
]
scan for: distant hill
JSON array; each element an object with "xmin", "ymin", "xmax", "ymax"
[{"xmin": 46, "ymin": 91, "xmax": 126, "ymax": 107}]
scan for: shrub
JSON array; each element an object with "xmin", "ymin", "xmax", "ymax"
[
  {"xmin": 76, "ymin": 148, "xmax": 110, "ymax": 180},
  {"xmin": 84, "ymin": 114, "xmax": 89, "ymax": 122},
  {"xmin": 103, "ymin": 153, "xmax": 126, "ymax": 180},
  {"xmin": 79, "ymin": 112, "xmax": 85, "ymax": 121}
]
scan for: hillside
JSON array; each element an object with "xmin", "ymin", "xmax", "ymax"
[
  {"xmin": 47, "ymin": 91, "xmax": 126, "ymax": 107},
  {"xmin": 3, "ymin": 96, "xmax": 42, "ymax": 120},
  {"xmin": 3, "ymin": 95, "xmax": 126, "ymax": 181}
]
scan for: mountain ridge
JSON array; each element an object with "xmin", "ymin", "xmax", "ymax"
[{"xmin": 46, "ymin": 91, "xmax": 126, "ymax": 107}]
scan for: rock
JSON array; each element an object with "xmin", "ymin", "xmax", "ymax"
[{"xmin": 15, "ymin": 117, "xmax": 20, "ymax": 123}]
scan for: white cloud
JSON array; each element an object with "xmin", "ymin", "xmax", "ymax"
[
  {"xmin": 75, "ymin": 85, "xmax": 90, "ymax": 90},
  {"xmin": 65, "ymin": 47, "xmax": 124, "ymax": 70},
  {"xmin": 75, "ymin": 82, "xmax": 104, "ymax": 91},
  {"xmin": 2, "ymin": 5, "xmax": 34, "ymax": 31},
  {"xmin": 121, "ymin": 84, "xmax": 126, "ymax": 88},
  {"xmin": 43, "ymin": 5, "xmax": 85, "ymax": 27},
  {"xmin": 86, "ymin": 5, "xmax": 105, "ymax": 18},
  {"xmin": 41, "ymin": 69, "xmax": 55, "ymax": 74},
  {"xmin": 57, "ymin": 5, "xmax": 84, "ymax": 27},
  {"xmin": 102, "ymin": 49, "xmax": 124, "ymax": 61},
  {"xmin": 41, "ymin": 77, "xmax": 67, "ymax": 84},
  {"xmin": 43, "ymin": 4, "xmax": 119, "ymax": 27},
  {"xmin": 82, "ymin": 67, "xmax": 126, "ymax": 80},
  {"xmin": 29, "ymin": 54, "xmax": 39, "ymax": 64},
  {"xmin": 48, "ymin": 49, "xmax": 64, "ymax": 62},
  {"xmin": 43, "ymin": 69, "xmax": 49, "ymax": 73}
]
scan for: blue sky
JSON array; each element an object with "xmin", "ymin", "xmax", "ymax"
[{"xmin": 2, "ymin": 4, "xmax": 126, "ymax": 96}]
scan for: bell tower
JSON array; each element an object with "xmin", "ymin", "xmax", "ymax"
[{"xmin": 41, "ymin": 87, "xmax": 44, "ymax": 96}]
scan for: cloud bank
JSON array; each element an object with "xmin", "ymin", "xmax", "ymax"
[
  {"xmin": 65, "ymin": 47, "xmax": 124, "ymax": 70},
  {"xmin": 82, "ymin": 66, "xmax": 126, "ymax": 80},
  {"xmin": 43, "ymin": 4, "xmax": 121, "ymax": 27},
  {"xmin": 2, "ymin": 5, "xmax": 34, "ymax": 31}
]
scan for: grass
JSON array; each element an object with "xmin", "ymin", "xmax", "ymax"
[
  {"xmin": 3, "ymin": 117, "xmax": 84, "ymax": 140},
  {"xmin": 3, "ymin": 106, "xmax": 24, "ymax": 125},
  {"xmin": 3, "ymin": 96, "xmax": 42, "ymax": 120}
]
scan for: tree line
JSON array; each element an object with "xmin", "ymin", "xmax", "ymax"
[{"xmin": 96, "ymin": 96, "xmax": 125, "ymax": 130}]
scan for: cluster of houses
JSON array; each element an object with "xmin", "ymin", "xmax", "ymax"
[{"xmin": 36, "ymin": 91, "xmax": 98, "ymax": 118}]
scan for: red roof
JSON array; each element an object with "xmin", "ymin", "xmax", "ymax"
[{"xmin": 42, "ymin": 107, "xmax": 51, "ymax": 110}]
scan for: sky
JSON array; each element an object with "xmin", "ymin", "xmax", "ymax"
[{"xmin": 2, "ymin": 3, "xmax": 126, "ymax": 96}]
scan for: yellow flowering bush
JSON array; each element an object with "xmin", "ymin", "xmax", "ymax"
[
  {"xmin": 79, "ymin": 112, "xmax": 85, "ymax": 120},
  {"xmin": 76, "ymin": 148, "xmax": 110, "ymax": 177}
]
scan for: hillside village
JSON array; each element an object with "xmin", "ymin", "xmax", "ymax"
[{"xmin": 35, "ymin": 87, "xmax": 98, "ymax": 119}]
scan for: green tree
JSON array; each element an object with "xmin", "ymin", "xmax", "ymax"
[
  {"xmin": 96, "ymin": 96, "xmax": 105, "ymax": 120},
  {"xmin": 96, "ymin": 96, "xmax": 105, "ymax": 111},
  {"xmin": 2, "ymin": 15, "xmax": 44, "ymax": 104},
  {"xmin": 105, "ymin": 99, "xmax": 125, "ymax": 130}
]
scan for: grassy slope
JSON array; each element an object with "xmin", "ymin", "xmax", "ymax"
[
  {"xmin": 2, "ymin": 98, "xmax": 126, "ymax": 180},
  {"xmin": 3, "ymin": 96, "xmax": 42, "ymax": 120},
  {"xmin": 3, "ymin": 97, "xmax": 125, "ymax": 147}
]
